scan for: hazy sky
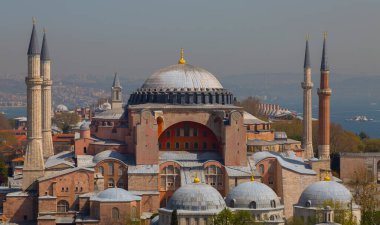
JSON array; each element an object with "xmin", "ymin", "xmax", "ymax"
[{"xmin": 1, "ymin": 0, "xmax": 380, "ymax": 80}]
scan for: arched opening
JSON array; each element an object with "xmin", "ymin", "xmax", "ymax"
[
  {"xmin": 249, "ymin": 201, "xmax": 257, "ymax": 209},
  {"xmin": 112, "ymin": 207, "xmax": 119, "ymax": 219},
  {"xmin": 158, "ymin": 121, "xmax": 219, "ymax": 151},
  {"xmin": 57, "ymin": 200, "xmax": 69, "ymax": 213},
  {"xmin": 270, "ymin": 200, "xmax": 276, "ymax": 208},
  {"xmin": 230, "ymin": 199, "xmax": 236, "ymax": 208},
  {"xmin": 204, "ymin": 165, "xmax": 224, "ymax": 190},
  {"xmin": 160, "ymin": 164, "xmax": 181, "ymax": 191}
]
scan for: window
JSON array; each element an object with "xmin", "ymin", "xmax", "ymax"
[
  {"xmin": 112, "ymin": 207, "xmax": 119, "ymax": 219},
  {"xmin": 84, "ymin": 147, "xmax": 87, "ymax": 153},
  {"xmin": 160, "ymin": 165, "xmax": 180, "ymax": 191},
  {"xmin": 118, "ymin": 166, "xmax": 123, "ymax": 176},
  {"xmin": 176, "ymin": 128, "xmax": 181, "ymax": 137},
  {"xmin": 205, "ymin": 165, "xmax": 224, "ymax": 190},
  {"xmin": 194, "ymin": 142, "xmax": 199, "ymax": 149},
  {"xmin": 118, "ymin": 182, "xmax": 124, "ymax": 188},
  {"xmin": 305, "ymin": 200, "xmax": 311, "ymax": 207},
  {"xmin": 108, "ymin": 163, "xmax": 114, "ymax": 175},
  {"xmin": 230, "ymin": 199, "xmax": 236, "ymax": 207},
  {"xmin": 175, "ymin": 142, "xmax": 180, "ymax": 149},
  {"xmin": 186, "ymin": 218, "xmax": 190, "ymax": 225},
  {"xmin": 166, "ymin": 142, "xmax": 170, "ymax": 149},
  {"xmin": 185, "ymin": 142, "xmax": 189, "ymax": 149},
  {"xmin": 249, "ymin": 201, "xmax": 257, "ymax": 209},
  {"xmin": 57, "ymin": 200, "xmax": 69, "ymax": 212},
  {"xmin": 184, "ymin": 124, "xmax": 190, "ymax": 136},
  {"xmin": 203, "ymin": 130, "xmax": 207, "ymax": 137},
  {"xmin": 166, "ymin": 130, "xmax": 171, "ymax": 137},
  {"xmin": 268, "ymin": 176, "xmax": 274, "ymax": 185},
  {"xmin": 99, "ymin": 166, "xmax": 104, "ymax": 176},
  {"xmin": 259, "ymin": 164, "xmax": 265, "ymax": 175},
  {"xmin": 270, "ymin": 200, "xmax": 276, "ymax": 208},
  {"xmin": 203, "ymin": 142, "xmax": 207, "ymax": 149},
  {"xmin": 108, "ymin": 178, "xmax": 114, "ymax": 187},
  {"xmin": 193, "ymin": 128, "xmax": 198, "ymax": 136}
]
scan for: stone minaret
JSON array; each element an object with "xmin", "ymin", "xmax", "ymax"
[
  {"xmin": 23, "ymin": 20, "xmax": 45, "ymax": 190},
  {"xmin": 318, "ymin": 33, "xmax": 332, "ymax": 159},
  {"xmin": 111, "ymin": 72, "xmax": 122, "ymax": 109},
  {"xmin": 41, "ymin": 29, "xmax": 54, "ymax": 159},
  {"xmin": 301, "ymin": 38, "xmax": 314, "ymax": 159}
]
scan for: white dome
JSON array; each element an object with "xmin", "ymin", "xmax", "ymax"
[
  {"xmin": 56, "ymin": 104, "xmax": 69, "ymax": 112},
  {"xmin": 141, "ymin": 64, "xmax": 224, "ymax": 91},
  {"xmin": 225, "ymin": 181, "xmax": 281, "ymax": 209},
  {"xmin": 93, "ymin": 150, "xmax": 127, "ymax": 164},
  {"xmin": 102, "ymin": 102, "xmax": 111, "ymax": 110},
  {"xmin": 297, "ymin": 180, "xmax": 353, "ymax": 208},
  {"xmin": 166, "ymin": 182, "xmax": 226, "ymax": 211}
]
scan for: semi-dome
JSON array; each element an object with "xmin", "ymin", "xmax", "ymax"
[
  {"xmin": 297, "ymin": 180, "xmax": 353, "ymax": 208},
  {"xmin": 93, "ymin": 150, "xmax": 128, "ymax": 164},
  {"xmin": 128, "ymin": 50, "xmax": 234, "ymax": 105},
  {"xmin": 91, "ymin": 187, "xmax": 141, "ymax": 202},
  {"xmin": 225, "ymin": 180, "xmax": 281, "ymax": 209},
  {"xmin": 142, "ymin": 64, "xmax": 224, "ymax": 90},
  {"xmin": 166, "ymin": 182, "xmax": 226, "ymax": 211},
  {"xmin": 79, "ymin": 121, "xmax": 91, "ymax": 130}
]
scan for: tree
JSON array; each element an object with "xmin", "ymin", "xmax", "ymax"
[
  {"xmin": 170, "ymin": 209, "xmax": 178, "ymax": 225},
  {"xmin": 209, "ymin": 208, "xmax": 262, "ymax": 225},
  {"xmin": 234, "ymin": 96, "xmax": 261, "ymax": 117},
  {"xmin": 358, "ymin": 131, "xmax": 369, "ymax": 140},
  {"xmin": 52, "ymin": 112, "xmax": 80, "ymax": 133},
  {"xmin": 0, "ymin": 113, "xmax": 12, "ymax": 129},
  {"xmin": 362, "ymin": 139, "xmax": 380, "ymax": 152},
  {"xmin": 349, "ymin": 169, "xmax": 380, "ymax": 225},
  {"xmin": 320, "ymin": 200, "xmax": 356, "ymax": 225},
  {"xmin": 0, "ymin": 155, "xmax": 8, "ymax": 185},
  {"xmin": 286, "ymin": 216, "xmax": 305, "ymax": 225}
]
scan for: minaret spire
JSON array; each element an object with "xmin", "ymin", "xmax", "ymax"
[
  {"xmin": 111, "ymin": 72, "xmax": 123, "ymax": 110},
  {"xmin": 318, "ymin": 32, "xmax": 332, "ymax": 160},
  {"xmin": 23, "ymin": 19, "xmax": 45, "ymax": 190},
  {"xmin": 302, "ymin": 36, "xmax": 314, "ymax": 159},
  {"xmin": 41, "ymin": 29, "xmax": 54, "ymax": 159}
]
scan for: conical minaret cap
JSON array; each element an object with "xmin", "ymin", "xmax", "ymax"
[
  {"xmin": 41, "ymin": 30, "xmax": 50, "ymax": 61},
  {"xmin": 320, "ymin": 33, "xmax": 329, "ymax": 71},
  {"xmin": 304, "ymin": 37, "xmax": 311, "ymax": 69},
  {"xmin": 27, "ymin": 19, "xmax": 40, "ymax": 55},
  {"xmin": 112, "ymin": 73, "xmax": 121, "ymax": 88}
]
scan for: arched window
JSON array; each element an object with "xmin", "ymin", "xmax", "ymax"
[
  {"xmin": 57, "ymin": 200, "xmax": 69, "ymax": 212},
  {"xmin": 205, "ymin": 165, "xmax": 224, "ymax": 190},
  {"xmin": 305, "ymin": 200, "xmax": 311, "ymax": 207},
  {"xmin": 108, "ymin": 178, "xmax": 114, "ymax": 188},
  {"xmin": 230, "ymin": 199, "xmax": 236, "ymax": 208},
  {"xmin": 112, "ymin": 207, "xmax": 119, "ymax": 219},
  {"xmin": 259, "ymin": 164, "xmax": 265, "ymax": 175},
  {"xmin": 270, "ymin": 200, "xmax": 276, "ymax": 208},
  {"xmin": 83, "ymin": 147, "xmax": 87, "ymax": 153},
  {"xmin": 108, "ymin": 162, "xmax": 114, "ymax": 175},
  {"xmin": 249, "ymin": 201, "xmax": 257, "ymax": 209},
  {"xmin": 131, "ymin": 206, "xmax": 137, "ymax": 219},
  {"xmin": 98, "ymin": 166, "xmax": 104, "ymax": 176},
  {"xmin": 118, "ymin": 166, "xmax": 123, "ymax": 176},
  {"xmin": 160, "ymin": 165, "xmax": 180, "ymax": 191}
]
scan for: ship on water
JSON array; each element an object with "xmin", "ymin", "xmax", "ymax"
[{"xmin": 346, "ymin": 115, "xmax": 374, "ymax": 122}]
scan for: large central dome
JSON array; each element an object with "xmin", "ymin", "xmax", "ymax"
[
  {"xmin": 141, "ymin": 64, "xmax": 224, "ymax": 90},
  {"xmin": 128, "ymin": 50, "xmax": 234, "ymax": 105}
]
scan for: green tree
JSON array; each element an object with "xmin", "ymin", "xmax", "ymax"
[
  {"xmin": 320, "ymin": 200, "xmax": 356, "ymax": 225},
  {"xmin": 170, "ymin": 209, "xmax": 178, "ymax": 225},
  {"xmin": 285, "ymin": 216, "xmax": 305, "ymax": 225},
  {"xmin": 209, "ymin": 208, "xmax": 262, "ymax": 225},
  {"xmin": 234, "ymin": 96, "xmax": 261, "ymax": 117},
  {"xmin": 358, "ymin": 131, "xmax": 369, "ymax": 140},
  {"xmin": 362, "ymin": 139, "xmax": 380, "ymax": 152},
  {"xmin": 53, "ymin": 112, "xmax": 80, "ymax": 133}
]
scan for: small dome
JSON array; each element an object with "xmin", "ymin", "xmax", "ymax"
[
  {"xmin": 79, "ymin": 121, "xmax": 91, "ymax": 130},
  {"xmin": 93, "ymin": 188, "xmax": 141, "ymax": 202},
  {"xmin": 297, "ymin": 181, "xmax": 353, "ymax": 208},
  {"xmin": 166, "ymin": 183, "xmax": 226, "ymax": 211},
  {"xmin": 142, "ymin": 64, "xmax": 223, "ymax": 91},
  {"xmin": 225, "ymin": 181, "xmax": 280, "ymax": 209},
  {"xmin": 56, "ymin": 104, "xmax": 69, "ymax": 112},
  {"xmin": 93, "ymin": 150, "xmax": 127, "ymax": 164},
  {"xmin": 102, "ymin": 102, "xmax": 111, "ymax": 110}
]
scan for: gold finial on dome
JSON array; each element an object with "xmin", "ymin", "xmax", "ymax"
[
  {"xmin": 324, "ymin": 174, "xmax": 331, "ymax": 181},
  {"xmin": 323, "ymin": 32, "xmax": 328, "ymax": 39},
  {"xmin": 194, "ymin": 173, "xmax": 200, "ymax": 183},
  {"xmin": 251, "ymin": 175, "xmax": 255, "ymax": 182},
  {"xmin": 32, "ymin": 17, "xmax": 36, "ymax": 25},
  {"xmin": 306, "ymin": 34, "xmax": 310, "ymax": 41},
  {"xmin": 178, "ymin": 48, "xmax": 186, "ymax": 64}
]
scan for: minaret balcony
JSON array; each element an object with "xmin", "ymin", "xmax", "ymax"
[
  {"xmin": 301, "ymin": 82, "xmax": 313, "ymax": 89},
  {"xmin": 317, "ymin": 88, "xmax": 332, "ymax": 96}
]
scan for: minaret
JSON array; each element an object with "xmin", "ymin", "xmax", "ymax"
[
  {"xmin": 41, "ymin": 29, "xmax": 54, "ymax": 159},
  {"xmin": 111, "ymin": 72, "xmax": 122, "ymax": 109},
  {"xmin": 23, "ymin": 19, "xmax": 45, "ymax": 190},
  {"xmin": 301, "ymin": 37, "xmax": 314, "ymax": 159},
  {"xmin": 317, "ymin": 33, "xmax": 332, "ymax": 160}
]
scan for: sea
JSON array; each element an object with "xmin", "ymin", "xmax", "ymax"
[{"xmin": 1, "ymin": 103, "xmax": 379, "ymax": 138}]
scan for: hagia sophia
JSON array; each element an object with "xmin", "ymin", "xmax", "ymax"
[{"xmin": 0, "ymin": 22, "xmax": 362, "ymax": 225}]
